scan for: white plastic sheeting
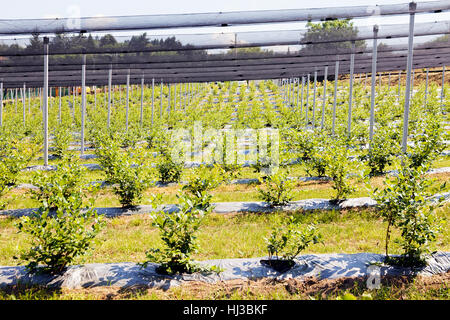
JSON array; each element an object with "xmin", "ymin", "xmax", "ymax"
[
  {"xmin": 0, "ymin": 252, "xmax": 448, "ymax": 290},
  {"xmin": 1, "ymin": 192, "xmax": 448, "ymax": 218}
]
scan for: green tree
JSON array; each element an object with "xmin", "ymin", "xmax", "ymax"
[{"xmin": 300, "ymin": 19, "xmax": 366, "ymax": 55}]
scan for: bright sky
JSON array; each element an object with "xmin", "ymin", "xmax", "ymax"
[
  {"xmin": 0, "ymin": 0, "xmax": 446, "ymax": 18},
  {"xmin": 1, "ymin": 0, "xmax": 448, "ymax": 47},
  {"xmin": 1, "ymin": 0, "xmax": 449, "ymax": 27}
]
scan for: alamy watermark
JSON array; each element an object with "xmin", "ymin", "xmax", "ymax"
[{"xmin": 168, "ymin": 121, "xmax": 280, "ymax": 172}]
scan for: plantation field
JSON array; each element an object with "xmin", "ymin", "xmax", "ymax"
[
  {"xmin": 1, "ymin": 204, "xmax": 449, "ymax": 265},
  {"xmin": 0, "ymin": 77, "xmax": 449, "ymax": 300},
  {"xmin": 0, "ymin": 206, "xmax": 449, "ymax": 300}
]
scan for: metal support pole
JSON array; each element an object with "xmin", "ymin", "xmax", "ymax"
[
  {"xmin": 126, "ymin": 70, "xmax": 130, "ymax": 131},
  {"xmin": 179, "ymin": 82, "xmax": 183, "ymax": 110},
  {"xmin": 0, "ymin": 82, "xmax": 2, "ymax": 127},
  {"xmin": 305, "ymin": 74, "xmax": 310, "ymax": 125},
  {"xmin": 160, "ymin": 80, "xmax": 163, "ymax": 117},
  {"xmin": 174, "ymin": 83, "xmax": 177, "ymax": 111},
  {"xmin": 112, "ymin": 85, "xmax": 115, "ymax": 108},
  {"xmin": 168, "ymin": 83, "xmax": 171, "ymax": 115},
  {"xmin": 300, "ymin": 77, "xmax": 305, "ymax": 113},
  {"xmin": 296, "ymin": 78, "xmax": 300, "ymax": 110},
  {"xmin": 401, "ymin": 2, "xmax": 416, "ymax": 154},
  {"xmin": 81, "ymin": 54, "xmax": 86, "ymax": 157},
  {"xmin": 72, "ymin": 87, "xmax": 75, "ymax": 119},
  {"xmin": 108, "ymin": 65, "xmax": 112, "ymax": 128},
  {"xmin": 184, "ymin": 82, "xmax": 187, "ymax": 111},
  {"xmin": 58, "ymin": 86, "xmax": 62, "ymax": 123},
  {"xmin": 28, "ymin": 87, "xmax": 31, "ymax": 114},
  {"xmin": 43, "ymin": 37, "xmax": 49, "ymax": 166},
  {"xmin": 332, "ymin": 60, "xmax": 339, "ymax": 135},
  {"xmin": 312, "ymin": 71, "xmax": 317, "ymax": 128},
  {"xmin": 151, "ymin": 78, "xmax": 154, "ymax": 126},
  {"xmin": 119, "ymin": 85, "xmax": 122, "ymax": 106},
  {"xmin": 441, "ymin": 66, "xmax": 446, "ymax": 109},
  {"xmin": 388, "ymin": 72, "xmax": 391, "ymax": 90},
  {"xmin": 348, "ymin": 41, "xmax": 356, "ymax": 137},
  {"xmin": 321, "ymin": 66, "xmax": 328, "ymax": 130},
  {"xmin": 288, "ymin": 78, "xmax": 291, "ymax": 106},
  {"xmin": 369, "ymin": 25, "xmax": 379, "ymax": 144},
  {"xmin": 22, "ymin": 83, "xmax": 26, "ymax": 125},
  {"xmin": 15, "ymin": 88, "xmax": 18, "ymax": 114},
  {"xmin": 140, "ymin": 75, "xmax": 144, "ymax": 127},
  {"xmin": 424, "ymin": 68, "xmax": 429, "ymax": 106}
]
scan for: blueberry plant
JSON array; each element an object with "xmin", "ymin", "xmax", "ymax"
[
  {"xmin": 15, "ymin": 156, "xmax": 105, "ymax": 274},
  {"xmin": 94, "ymin": 130, "xmax": 153, "ymax": 207},
  {"xmin": 265, "ymin": 215, "xmax": 322, "ymax": 261},
  {"xmin": 258, "ymin": 170, "xmax": 295, "ymax": 207},
  {"xmin": 372, "ymin": 158, "xmax": 446, "ymax": 267},
  {"xmin": 141, "ymin": 195, "xmax": 216, "ymax": 275}
]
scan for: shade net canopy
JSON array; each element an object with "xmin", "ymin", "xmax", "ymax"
[{"xmin": 0, "ymin": 1, "xmax": 449, "ymax": 87}]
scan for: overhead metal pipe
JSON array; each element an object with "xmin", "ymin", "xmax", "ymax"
[{"xmin": 2, "ymin": 1, "xmax": 447, "ymax": 35}]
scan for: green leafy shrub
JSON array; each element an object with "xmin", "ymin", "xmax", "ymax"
[
  {"xmin": 265, "ymin": 216, "xmax": 322, "ymax": 261},
  {"xmin": 141, "ymin": 195, "xmax": 216, "ymax": 275},
  {"xmin": 95, "ymin": 133, "xmax": 152, "ymax": 207},
  {"xmin": 0, "ymin": 172, "xmax": 10, "ymax": 209},
  {"xmin": 0, "ymin": 137, "xmax": 37, "ymax": 209},
  {"xmin": 290, "ymin": 130, "xmax": 316, "ymax": 161},
  {"xmin": 182, "ymin": 165, "xmax": 222, "ymax": 210},
  {"xmin": 15, "ymin": 157, "xmax": 105, "ymax": 274},
  {"xmin": 372, "ymin": 160, "xmax": 445, "ymax": 267},
  {"xmin": 305, "ymin": 151, "xmax": 328, "ymax": 177},
  {"xmin": 408, "ymin": 115, "xmax": 445, "ymax": 168},
  {"xmin": 121, "ymin": 126, "xmax": 145, "ymax": 149},
  {"xmin": 0, "ymin": 138, "xmax": 37, "ymax": 187},
  {"xmin": 324, "ymin": 143, "xmax": 356, "ymax": 202},
  {"xmin": 29, "ymin": 158, "xmax": 85, "ymax": 211},
  {"xmin": 156, "ymin": 155, "xmax": 184, "ymax": 184},
  {"xmin": 362, "ymin": 128, "xmax": 400, "ymax": 176},
  {"xmin": 146, "ymin": 128, "xmax": 167, "ymax": 150},
  {"xmin": 258, "ymin": 170, "xmax": 295, "ymax": 207},
  {"xmin": 52, "ymin": 124, "xmax": 72, "ymax": 159}
]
